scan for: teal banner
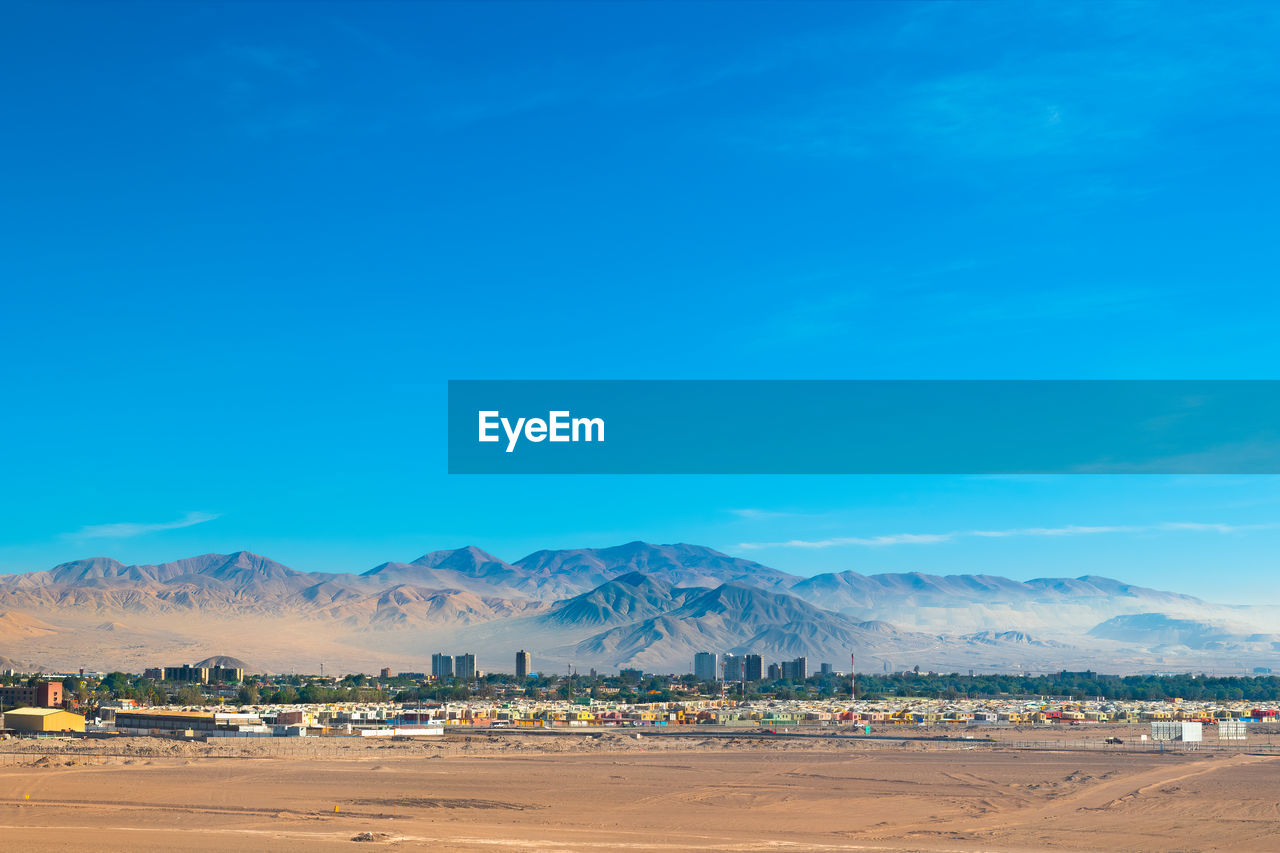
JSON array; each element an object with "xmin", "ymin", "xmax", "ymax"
[{"xmin": 447, "ymin": 380, "xmax": 1280, "ymax": 474}]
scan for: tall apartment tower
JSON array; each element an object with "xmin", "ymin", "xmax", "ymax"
[
  {"xmin": 454, "ymin": 653, "xmax": 477, "ymax": 681},
  {"xmin": 744, "ymin": 653, "xmax": 763, "ymax": 682},
  {"xmin": 780, "ymin": 657, "xmax": 808, "ymax": 681},
  {"xmin": 723, "ymin": 654, "xmax": 743, "ymax": 682},
  {"xmin": 515, "ymin": 650, "xmax": 532, "ymax": 679},
  {"xmin": 431, "ymin": 652, "xmax": 453, "ymax": 679},
  {"xmin": 693, "ymin": 652, "xmax": 719, "ymax": 681}
]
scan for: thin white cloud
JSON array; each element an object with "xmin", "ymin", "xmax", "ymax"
[
  {"xmin": 739, "ymin": 533, "xmax": 955, "ymax": 549},
  {"xmin": 729, "ymin": 508, "xmax": 802, "ymax": 520},
  {"xmin": 737, "ymin": 522, "xmax": 1279, "ymax": 550},
  {"xmin": 64, "ymin": 511, "xmax": 221, "ymax": 540},
  {"xmin": 969, "ymin": 525, "xmax": 1143, "ymax": 538}
]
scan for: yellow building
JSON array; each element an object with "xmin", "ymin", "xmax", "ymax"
[{"xmin": 4, "ymin": 707, "xmax": 86, "ymax": 733}]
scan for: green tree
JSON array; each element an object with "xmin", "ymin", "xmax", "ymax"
[{"xmin": 101, "ymin": 672, "xmax": 133, "ymax": 697}]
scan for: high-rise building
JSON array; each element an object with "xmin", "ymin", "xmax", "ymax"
[
  {"xmin": 744, "ymin": 654, "xmax": 763, "ymax": 682},
  {"xmin": 780, "ymin": 657, "xmax": 808, "ymax": 681},
  {"xmin": 454, "ymin": 653, "xmax": 476, "ymax": 681},
  {"xmin": 431, "ymin": 652, "xmax": 453, "ymax": 679},
  {"xmin": 820, "ymin": 662, "xmax": 834, "ymax": 676},
  {"xmin": 163, "ymin": 665, "xmax": 209, "ymax": 684},
  {"xmin": 767, "ymin": 663, "xmax": 782, "ymax": 681},
  {"xmin": 693, "ymin": 652, "xmax": 719, "ymax": 681},
  {"xmin": 723, "ymin": 654, "xmax": 743, "ymax": 682},
  {"xmin": 207, "ymin": 666, "xmax": 243, "ymax": 684},
  {"xmin": 380, "ymin": 667, "xmax": 392, "ymax": 679},
  {"xmin": 515, "ymin": 650, "xmax": 532, "ymax": 679}
]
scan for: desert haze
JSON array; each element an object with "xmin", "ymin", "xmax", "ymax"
[{"xmin": 1, "ymin": 542, "xmax": 1277, "ymax": 674}]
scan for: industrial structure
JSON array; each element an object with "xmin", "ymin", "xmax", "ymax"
[{"xmin": 3, "ymin": 707, "xmax": 85, "ymax": 733}]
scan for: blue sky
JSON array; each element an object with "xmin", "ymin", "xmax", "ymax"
[{"xmin": 2, "ymin": 2, "xmax": 1279, "ymax": 602}]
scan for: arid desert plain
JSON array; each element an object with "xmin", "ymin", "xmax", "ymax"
[{"xmin": 2, "ymin": 727, "xmax": 1277, "ymax": 852}]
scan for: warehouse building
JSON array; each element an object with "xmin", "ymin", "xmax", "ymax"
[
  {"xmin": 115, "ymin": 709, "xmax": 218, "ymax": 736},
  {"xmin": 3, "ymin": 707, "xmax": 85, "ymax": 733}
]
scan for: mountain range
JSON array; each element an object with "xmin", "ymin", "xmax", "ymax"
[{"xmin": 0, "ymin": 542, "xmax": 1276, "ymax": 675}]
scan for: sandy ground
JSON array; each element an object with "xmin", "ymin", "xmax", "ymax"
[{"xmin": 1, "ymin": 730, "xmax": 1278, "ymax": 852}]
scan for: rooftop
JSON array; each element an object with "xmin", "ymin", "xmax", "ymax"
[{"xmin": 116, "ymin": 709, "xmax": 216, "ymax": 719}]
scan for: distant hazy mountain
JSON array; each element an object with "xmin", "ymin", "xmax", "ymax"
[
  {"xmin": 0, "ymin": 653, "xmax": 45, "ymax": 673},
  {"xmin": 0, "ymin": 542, "xmax": 1276, "ymax": 674},
  {"xmin": 361, "ymin": 547, "xmax": 530, "ymax": 598},
  {"xmin": 323, "ymin": 584, "xmax": 550, "ymax": 630},
  {"xmin": 962, "ymin": 630, "xmax": 1065, "ymax": 648},
  {"xmin": 567, "ymin": 583, "xmax": 930, "ymax": 669},
  {"xmin": 540, "ymin": 572, "xmax": 703, "ymax": 628},
  {"xmin": 353, "ymin": 542, "xmax": 791, "ymax": 601},
  {"xmin": 515, "ymin": 542, "xmax": 796, "ymax": 594},
  {"xmin": 1089, "ymin": 613, "xmax": 1280, "ymax": 651},
  {"xmin": 1, "ymin": 551, "xmax": 325, "ymax": 614},
  {"xmin": 787, "ymin": 570, "xmax": 1212, "ymax": 633},
  {"xmin": 0, "ymin": 610, "xmax": 59, "ymax": 640}
]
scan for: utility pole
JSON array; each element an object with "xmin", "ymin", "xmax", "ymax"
[{"xmin": 851, "ymin": 652, "xmax": 856, "ymax": 702}]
